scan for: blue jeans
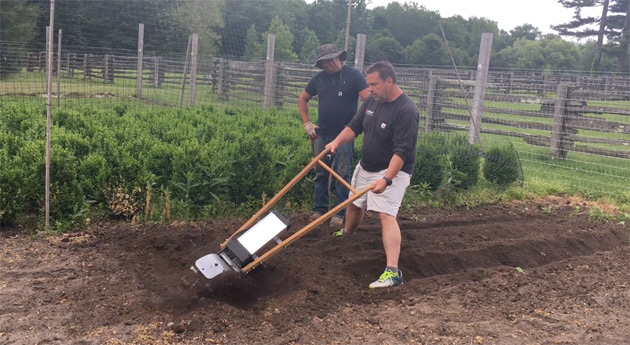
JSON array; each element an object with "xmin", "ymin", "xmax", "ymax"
[{"xmin": 313, "ymin": 136, "xmax": 353, "ymax": 218}]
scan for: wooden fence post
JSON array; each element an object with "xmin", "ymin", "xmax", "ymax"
[
  {"xmin": 425, "ymin": 75, "xmax": 445, "ymax": 132},
  {"xmin": 136, "ymin": 23, "xmax": 144, "ymax": 98},
  {"xmin": 26, "ymin": 53, "xmax": 34, "ymax": 72},
  {"xmin": 275, "ymin": 62, "xmax": 286, "ymax": 107},
  {"xmin": 221, "ymin": 59, "xmax": 231, "ymax": 100},
  {"xmin": 39, "ymin": 51, "xmax": 45, "ymax": 72},
  {"xmin": 263, "ymin": 34, "xmax": 276, "ymax": 110},
  {"xmin": 550, "ymin": 83, "xmax": 570, "ymax": 159},
  {"xmin": 507, "ymin": 72, "xmax": 514, "ymax": 94},
  {"xmin": 188, "ymin": 33, "xmax": 199, "ymax": 106},
  {"xmin": 57, "ymin": 29, "xmax": 62, "ymax": 107},
  {"xmin": 45, "ymin": 27, "xmax": 49, "ymax": 84},
  {"xmin": 179, "ymin": 34, "xmax": 192, "ymax": 107},
  {"xmin": 104, "ymin": 54, "xmax": 111, "ymax": 83},
  {"xmin": 66, "ymin": 52, "xmax": 73, "ymax": 76},
  {"xmin": 354, "ymin": 33, "xmax": 366, "ymax": 73},
  {"xmin": 83, "ymin": 54, "xmax": 91, "ymax": 81},
  {"xmin": 213, "ymin": 57, "xmax": 226, "ymax": 99},
  {"xmin": 153, "ymin": 56, "xmax": 161, "ymax": 87},
  {"xmin": 469, "ymin": 33, "xmax": 493, "ymax": 145}
]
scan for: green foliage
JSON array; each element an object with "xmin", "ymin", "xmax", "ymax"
[
  {"xmin": 404, "ymin": 34, "xmax": 449, "ymax": 66},
  {"xmin": 0, "ymin": 1, "xmax": 40, "ymax": 77},
  {"xmin": 366, "ymin": 36, "xmax": 405, "ymax": 63},
  {"xmin": 244, "ymin": 25, "xmax": 263, "ymax": 60},
  {"xmin": 412, "ymin": 133, "xmax": 481, "ymax": 192},
  {"xmin": 483, "ymin": 143, "xmax": 521, "ymax": 185},
  {"xmin": 300, "ymin": 29, "xmax": 321, "ymax": 63},
  {"xmin": 412, "ymin": 132, "xmax": 447, "ymax": 190},
  {"xmin": 261, "ymin": 16, "xmax": 298, "ymax": 60},
  {"xmin": 0, "ymin": 100, "xmax": 314, "ymax": 227},
  {"xmin": 448, "ymin": 135, "xmax": 481, "ymax": 190}
]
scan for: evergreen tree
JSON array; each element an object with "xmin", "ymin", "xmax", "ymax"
[
  {"xmin": 243, "ymin": 25, "xmax": 262, "ymax": 60},
  {"xmin": 260, "ymin": 17, "xmax": 297, "ymax": 60},
  {"xmin": 0, "ymin": 1, "xmax": 41, "ymax": 76},
  {"xmin": 553, "ymin": 0, "xmax": 611, "ymax": 74},
  {"xmin": 299, "ymin": 29, "xmax": 320, "ymax": 63}
]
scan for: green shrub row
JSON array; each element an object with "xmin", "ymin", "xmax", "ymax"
[
  {"xmin": 0, "ymin": 101, "xmax": 313, "ymax": 228},
  {"xmin": 0, "ymin": 100, "xmax": 523, "ymax": 229},
  {"xmin": 412, "ymin": 132, "xmax": 521, "ymax": 191}
]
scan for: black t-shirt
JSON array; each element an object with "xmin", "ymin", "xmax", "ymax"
[
  {"xmin": 348, "ymin": 93, "xmax": 419, "ymax": 174},
  {"xmin": 305, "ymin": 65, "xmax": 368, "ymax": 136}
]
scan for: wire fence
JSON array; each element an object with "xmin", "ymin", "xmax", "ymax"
[
  {"xmin": 2, "ymin": 39, "xmax": 629, "ymax": 204},
  {"xmin": 2, "ymin": 0, "xmax": 630, "ymax": 224}
]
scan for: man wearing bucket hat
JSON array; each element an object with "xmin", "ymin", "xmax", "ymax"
[{"xmin": 298, "ymin": 44, "xmax": 370, "ymax": 227}]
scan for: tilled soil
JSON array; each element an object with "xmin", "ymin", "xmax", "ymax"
[{"xmin": 0, "ymin": 197, "xmax": 628, "ymax": 345}]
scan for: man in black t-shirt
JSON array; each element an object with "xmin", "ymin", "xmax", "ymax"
[
  {"xmin": 298, "ymin": 44, "xmax": 369, "ymax": 227},
  {"xmin": 326, "ymin": 61, "xmax": 419, "ymax": 289}
]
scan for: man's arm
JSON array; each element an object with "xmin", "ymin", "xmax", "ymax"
[
  {"xmin": 325, "ymin": 127, "xmax": 356, "ymax": 154},
  {"xmin": 298, "ymin": 90, "xmax": 313, "ymax": 123},
  {"xmin": 298, "ymin": 90, "xmax": 318, "ymax": 139},
  {"xmin": 358, "ymin": 87, "xmax": 370, "ymax": 101},
  {"xmin": 372, "ymin": 155, "xmax": 404, "ymax": 194}
]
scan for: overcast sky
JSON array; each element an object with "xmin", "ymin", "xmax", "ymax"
[{"xmin": 366, "ymin": 0, "xmax": 601, "ymax": 35}]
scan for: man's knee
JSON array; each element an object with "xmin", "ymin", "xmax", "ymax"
[{"xmin": 377, "ymin": 211, "xmax": 396, "ymax": 222}]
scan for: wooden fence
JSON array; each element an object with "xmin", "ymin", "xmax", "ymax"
[{"xmin": 15, "ymin": 49, "xmax": 630, "ymax": 161}]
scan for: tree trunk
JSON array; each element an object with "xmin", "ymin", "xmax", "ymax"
[
  {"xmin": 593, "ymin": 0, "xmax": 610, "ymax": 75},
  {"xmin": 616, "ymin": 0, "xmax": 630, "ymax": 72}
]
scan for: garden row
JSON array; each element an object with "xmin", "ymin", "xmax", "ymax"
[{"xmin": 0, "ymin": 100, "xmax": 518, "ymax": 229}]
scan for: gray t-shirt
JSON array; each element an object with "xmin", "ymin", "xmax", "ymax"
[{"xmin": 347, "ymin": 93, "xmax": 419, "ymax": 174}]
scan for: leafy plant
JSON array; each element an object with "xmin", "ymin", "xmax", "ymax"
[
  {"xmin": 448, "ymin": 135, "xmax": 480, "ymax": 190},
  {"xmin": 483, "ymin": 143, "xmax": 521, "ymax": 185},
  {"xmin": 541, "ymin": 204, "xmax": 554, "ymax": 215}
]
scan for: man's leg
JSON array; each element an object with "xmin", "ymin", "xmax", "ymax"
[
  {"xmin": 378, "ymin": 212, "xmax": 401, "ymax": 268},
  {"xmin": 343, "ymin": 203, "xmax": 364, "ymax": 234},
  {"xmin": 312, "ymin": 137, "xmax": 331, "ymax": 215},
  {"xmin": 331, "ymin": 141, "xmax": 353, "ymax": 219}
]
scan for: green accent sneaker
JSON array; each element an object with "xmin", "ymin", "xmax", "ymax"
[
  {"xmin": 369, "ymin": 269, "xmax": 403, "ymax": 289},
  {"xmin": 332, "ymin": 228, "xmax": 345, "ymax": 237}
]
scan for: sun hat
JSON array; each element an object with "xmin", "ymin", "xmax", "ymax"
[{"xmin": 314, "ymin": 44, "xmax": 347, "ymax": 68}]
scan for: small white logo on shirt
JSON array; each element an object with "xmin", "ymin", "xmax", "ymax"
[
  {"xmin": 381, "ymin": 123, "xmax": 387, "ymax": 129},
  {"xmin": 338, "ymin": 91, "xmax": 343, "ymax": 97},
  {"xmin": 366, "ymin": 110, "xmax": 374, "ymax": 116}
]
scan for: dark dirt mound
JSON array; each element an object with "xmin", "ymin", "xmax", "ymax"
[{"xmin": 1, "ymin": 197, "xmax": 628, "ymax": 345}]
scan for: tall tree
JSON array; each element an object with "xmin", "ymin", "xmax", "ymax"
[
  {"xmin": 0, "ymin": 0, "xmax": 41, "ymax": 76},
  {"xmin": 403, "ymin": 34, "xmax": 449, "ymax": 65},
  {"xmin": 0, "ymin": 1, "xmax": 41, "ymax": 43},
  {"xmin": 553, "ymin": 0, "xmax": 610, "ymax": 74},
  {"xmin": 607, "ymin": 0, "xmax": 630, "ymax": 71},
  {"xmin": 260, "ymin": 16, "xmax": 297, "ymax": 60},
  {"xmin": 365, "ymin": 36, "xmax": 404, "ymax": 63},
  {"xmin": 162, "ymin": 0, "xmax": 225, "ymax": 55},
  {"xmin": 243, "ymin": 25, "xmax": 262, "ymax": 60},
  {"xmin": 300, "ymin": 29, "xmax": 320, "ymax": 63}
]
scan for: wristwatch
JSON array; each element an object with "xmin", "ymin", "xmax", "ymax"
[{"xmin": 382, "ymin": 177, "xmax": 393, "ymax": 186}]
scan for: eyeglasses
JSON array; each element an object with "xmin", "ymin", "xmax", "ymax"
[{"xmin": 321, "ymin": 59, "xmax": 335, "ymax": 66}]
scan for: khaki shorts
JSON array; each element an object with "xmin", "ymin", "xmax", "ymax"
[{"xmin": 349, "ymin": 163, "xmax": 411, "ymax": 217}]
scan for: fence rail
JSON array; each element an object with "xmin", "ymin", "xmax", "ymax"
[
  {"xmin": 1, "ymin": 42, "xmax": 629, "ymax": 204},
  {"xmin": 3, "ymin": 49, "xmax": 630, "ymax": 160}
]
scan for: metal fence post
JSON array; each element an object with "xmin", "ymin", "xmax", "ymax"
[
  {"xmin": 136, "ymin": 23, "xmax": 144, "ymax": 98},
  {"xmin": 263, "ymin": 34, "xmax": 276, "ymax": 110},
  {"xmin": 188, "ymin": 33, "xmax": 199, "ymax": 107}
]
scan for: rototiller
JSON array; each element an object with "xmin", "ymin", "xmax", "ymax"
[{"xmin": 191, "ymin": 147, "xmax": 374, "ymax": 282}]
